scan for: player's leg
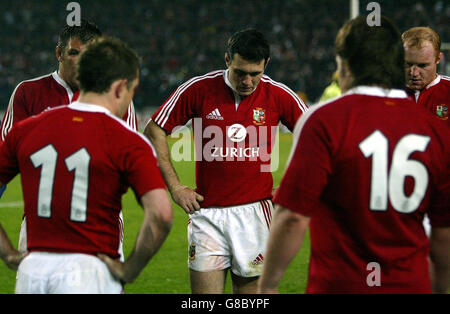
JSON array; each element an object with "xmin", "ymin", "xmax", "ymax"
[
  {"xmin": 230, "ymin": 272, "xmax": 259, "ymax": 294},
  {"xmin": 226, "ymin": 200, "xmax": 273, "ymax": 294},
  {"xmin": 190, "ymin": 269, "xmax": 227, "ymax": 294},
  {"xmin": 188, "ymin": 208, "xmax": 231, "ymax": 294}
]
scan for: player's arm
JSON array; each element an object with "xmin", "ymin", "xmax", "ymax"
[
  {"xmin": 429, "ymin": 226, "xmax": 450, "ymax": 293},
  {"xmin": 277, "ymin": 87, "xmax": 308, "ymax": 132},
  {"xmin": 99, "ymin": 188, "xmax": 173, "ymax": 283},
  {"xmin": 0, "ymin": 183, "xmax": 26, "ymax": 270},
  {"xmin": 143, "ymin": 120, "xmax": 203, "ymax": 214},
  {"xmin": 258, "ymin": 204, "xmax": 310, "ymax": 294}
]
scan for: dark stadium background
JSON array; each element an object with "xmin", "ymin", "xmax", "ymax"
[{"xmin": 0, "ymin": 0, "xmax": 448, "ymax": 125}]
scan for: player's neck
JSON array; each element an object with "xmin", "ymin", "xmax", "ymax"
[
  {"xmin": 78, "ymin": 92, "xmax": 118, "ymax": 116},
  {"xmin": 56, "ymin": 70, "xmax": 77, "ymax": 93}
]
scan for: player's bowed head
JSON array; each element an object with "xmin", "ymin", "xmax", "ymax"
[
  {"xmin": 75, "ymin": 36, "xmax": 140, "ymax": 119},
  {"xmin": 334, "ymin": 15, "xmax": 405, "ymax": 93}
]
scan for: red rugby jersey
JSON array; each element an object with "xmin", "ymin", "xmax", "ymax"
[
  {"xmin": 0, "ymin": 102, "xmax": 166, "ymax": 257},
  {"xmin": 406, "ymin": 74, "xmax": 450, "ymax": 127},
  {"xmin": 1, "ymin": 71, "xmax": 138, "ymax": 141},
  {"xmin": 274, "ymin": 86, "xmax": 450, "ymax": 293},
  {"xmin": 152, "ymin": 70, "xmax": 308, "ymax": 207}
]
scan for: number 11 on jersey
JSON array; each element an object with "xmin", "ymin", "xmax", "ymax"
[{"xmin": 30, "ymin": 144, "xmax": 91, "ymax": 222}]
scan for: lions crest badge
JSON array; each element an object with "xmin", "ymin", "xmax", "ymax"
[
  {"xmin": 436, "ymin": 105, "xmax": 448, "ymax": 120},
  {"xmin": 253, "ymin": 107, "xmax": 266, "ymax": 125}
]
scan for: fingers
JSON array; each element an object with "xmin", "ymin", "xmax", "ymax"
[
  {"xmin": 195, "ymin": 193, "xmax": 204, "ymax": 202},
  {"xmin": 173, "ymin": 187, "xmax": 204, "ymax": 215},
  {"xmin": 97, "ymin": 253, "xmax": 120, "ymax": 277},
  {"xmin": 5, "ymin": 250, "xmax": 29, "ymax": 271}
]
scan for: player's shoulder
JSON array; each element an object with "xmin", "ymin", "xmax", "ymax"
[
  {"xmin": 10, "ymin": 105, "xmax": 67, "ymax": 139},
  {"xmin": 439, "ymin": 74, "xmax": 450, "ymax": 82},
  {"xmin": 260, "ymin": 74, "xmax": 296, "ymax": 95},
  {"xmin": 70, "ymin": 103, "xmax": 156, "ymax": 154},
  {"xmin": 301, "ymin": 86, "xmax": 413, "ymax": 125},
  {"xmin": 183, "ymin": 70, "xmax": 224, "ymax": 89},
  {"xmin": 438, "ymin": 75, "xmax": 450, "ymax": 89},
  {"xmin": 259, "ymin": 74, "xmax": 308, "ymax": 108},
  {"xmin": 15, "ymin": 72, "xmax": 54, "ymax": 91}
]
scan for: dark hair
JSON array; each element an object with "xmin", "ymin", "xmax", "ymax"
[
  {"xmin": 226, "ymin": 28, "xmax": 270, "ymax": 65},
  {"xmin": 77, "ymin": 36, "xmax": 140, "ymax": 93},
  {"xmin": 57, "ymin": 19, "xmax": 102, "ymax": 52},
  {"xmin": 335, "ymin": 15, "xmax": 405, "ymax": 89}
]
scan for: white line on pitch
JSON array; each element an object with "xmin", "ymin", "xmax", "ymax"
[{"xmin": 0, "ymin": 201, "xmax": 24, "ymax": 208}]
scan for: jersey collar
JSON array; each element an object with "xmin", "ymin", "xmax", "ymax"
[
  {"xmin": 425, "ymin": 75, "xmax": 441, "ymax": 90},
  {"xmin": 68, "ymin": 101, "xmax": 112, "ymax": 115},
  {"xmin": 52, "ymin": 71, "xmax": 75, "ymax": 102},
  {"xmin": 344, "ymin": 86, "xmax": 408, "ymax": 98}
]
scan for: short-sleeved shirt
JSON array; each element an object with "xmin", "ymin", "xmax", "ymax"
[
  {"xmin": 1, "ymin": 71, "xmax": 138, "ymax": 141},
  {"xmin": 406, "ymin": 74, "xmax": 450, "ymax": 127},
  {"xmin": 152, "ymin": 70, "xmax": 308, "ymax": 207},
  {"xmin": 0, "ymin": 102, "xmax": 166, "ymax": 258},
  {"xmin": 274, "ymin": 86, "xmax": 450, "ymax": 293}
]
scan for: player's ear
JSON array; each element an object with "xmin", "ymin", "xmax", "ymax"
[
  {"xmin": 113, "ymin": 79, "xmax": 128, "ymax": 99},
  {"xmin": 436, "ymin": 51, "xmax": 443, "ymax": 64},
  {"xmin": 56, "ymin": 45, "xmax": 63, "ymax": 62},
  {"xmin": 225, "ymin": 52, "xmax": 231, "ymax": 67}
]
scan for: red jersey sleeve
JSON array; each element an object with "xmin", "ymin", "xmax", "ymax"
[
  {"xmin": 276, "ymin": 83, "xmax": 308, "ymax": 131},
  {"xmin": 1, "ymin": 83, "xmax": 30, "ymax": 142},
  {"xmin": 273, "ymin": 107, "xmax": 331, "ymax": 216},
  {"xmin": 0, "ymin": 125, "xmax": 20, "ymax": 184},
  {"xmin": 151, "ymin": 81, "xmax": 198, "ymax": 133},
  {"xmin": 117, "ymin": 134, "xmax": 166, "ymax": 198}
]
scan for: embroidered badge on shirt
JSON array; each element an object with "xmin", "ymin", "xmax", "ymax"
[{"xmin": 253, "ymin": 107, "xmax": 266, "ymax": 125}]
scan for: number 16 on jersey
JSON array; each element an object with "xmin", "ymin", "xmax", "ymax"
[{"xmin": 359, "ymin": 130, "xmax": 430, "ymax": 214}]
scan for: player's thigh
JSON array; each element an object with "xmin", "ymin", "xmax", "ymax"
[
  {"xmin": 230, "ymin": 272, "xmax": 259, "ymax": 294},
  {"xmin": 227, "ymin": 200, "xmax": 273, "ymax": 278},
  {"xmin": 189, "ymin": 269, "xmax": 227, "ymax": 294},
  {"xmin": 188, "ymin": 210, "xmax": 231, "ymax": 273}
]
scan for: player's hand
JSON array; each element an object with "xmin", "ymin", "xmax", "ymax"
[
  {"xmin": 4, "ymin": 250, "xmax": 27, "ymax": 271},
  {"xmin": 170, "ymin": 185, "xmax": 204, "ymax": 214},
  {"xmin": 97, "ymin": 254, "xmax": 130, "ymax": 283}
]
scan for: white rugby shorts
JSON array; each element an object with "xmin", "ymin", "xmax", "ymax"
[
  {"xmin": 15, "ymin": 252, "xmax": 123, "ymax": 294},
  {"xmin": 187, "ymin": 199, "xmax": 273, "ymax": 277}
]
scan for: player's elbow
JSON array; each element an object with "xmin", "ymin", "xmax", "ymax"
[
  {"xmin": 156, "ymin": 203, "xmax": 174, "ymax": 234},
  {"xmin": 144, "ymin": 120, "xmax": 165, "ymax": 142},
  {"xmin": 141, "ymin": 188, "xmax": 173, "ymax": 232},
  {"xmin": 152, "ymin": 193, "xmax": 174, "ymax": 233},
  {"xmin": 273, "ymin": 204, "xmax": 310, "ymax": 232}
]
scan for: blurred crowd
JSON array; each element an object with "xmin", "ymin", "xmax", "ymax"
[{"xmin": 0, "ymin": 0, "xmax": 448, "ymax": 112}]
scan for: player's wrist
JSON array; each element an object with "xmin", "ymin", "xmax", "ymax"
[{"xmin": 169, "ymin": 184, "xmax": 186, "ymax": 193}]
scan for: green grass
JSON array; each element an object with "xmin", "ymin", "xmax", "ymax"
[{"xmin": 0, "ymin": 132, "xmax": 309, "ymax": 294}]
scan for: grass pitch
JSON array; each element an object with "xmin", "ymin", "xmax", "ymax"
[{"xmin": 0, "ymin": 132, "xmax": 309, "ymax": 294}]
